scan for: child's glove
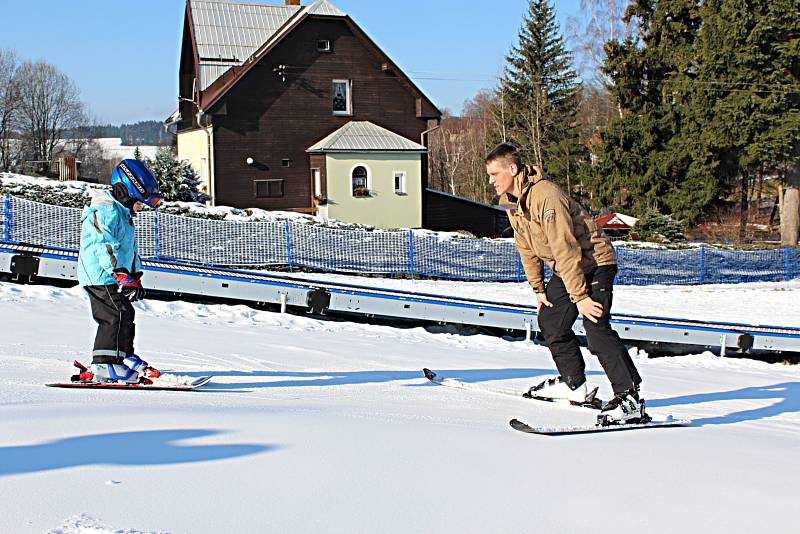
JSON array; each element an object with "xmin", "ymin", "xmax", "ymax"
[{"xmin": 112, "ymin": 268, "xmax": 146, "ymax": 302}]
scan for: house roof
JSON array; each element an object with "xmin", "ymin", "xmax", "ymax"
[
  {"xmin": 307, "ymin": 122, "xmax": 427, "ymax": 152},
  {"xmin": 426, "ymin": 188, "xmax": 508, "ymax": 211},
  {"xmin": 596, "ymin": 212, "xmax": 639, "ymax": 229},
  {"xmin": 184, "ymin": 0, "xmax": 440, "ymax": 119},
  {"xmin": 189, "ymin": 0, "xmax": 345, "ymax": 91}
]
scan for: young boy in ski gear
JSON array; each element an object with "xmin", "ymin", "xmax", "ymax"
[
  {"xmin": 486, "ymin": 143, "xmax": 643, "ymax": 421},
  {"xmin": 77, "ymin": 159, "xmax": 163, "ymax": 384}
]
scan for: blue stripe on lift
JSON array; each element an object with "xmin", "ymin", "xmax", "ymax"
[{"xmin": 2, "ymin": 245, "xmax": 798, "ymax": 339}]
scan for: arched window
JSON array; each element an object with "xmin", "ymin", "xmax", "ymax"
[{"xmin": 351, "ymin": 165, "xmax": 369, "ymax": 197}]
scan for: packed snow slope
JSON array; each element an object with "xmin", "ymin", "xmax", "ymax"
[{"xmin": 1, "ymin": 281, "xmax": 799, "ymax": 534}]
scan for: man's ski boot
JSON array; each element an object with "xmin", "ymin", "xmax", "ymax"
[
  {"xmin": 523, "ymin": 375, "xmax": 601, "ymax": 408},
  {"xmin": 598, "ymin": 387, "xmax": 650, "ymax": 426}
]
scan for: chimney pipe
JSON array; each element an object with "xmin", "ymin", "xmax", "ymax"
[{"xmin": 286, "ymin": 0, "xmax": 301, "ymax": 5}]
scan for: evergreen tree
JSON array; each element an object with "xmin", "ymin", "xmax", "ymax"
[
  {"xmin": 497, "ymin": 0, "xmax": 585, "ymax": 190},
  {"xmin": 696, "ymin": 0, "xmax": 800, "ymax": 239},
  {"xmin": 145, "ymin": 147, "xmax": 209, "ymax": 203},
  {"xmin": 133, "ymin": 146, "xmax": 142, "ymax": 161},
  {"xmin": 582, "ymin": 0, "xmax": 712, "ymax": 222}
]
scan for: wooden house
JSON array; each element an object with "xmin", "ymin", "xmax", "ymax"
[{"xmin": 173, "ymin": 0, "xmax": 441, "ymax": 228}]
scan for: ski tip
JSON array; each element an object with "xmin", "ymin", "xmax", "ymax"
[
  {"xmin": 422, "ymin": 368, "xmax": 437, "ymax": 381},
  {"xmin": 189, "ymin": 376, "xmax": 213, "ymax": 388}
]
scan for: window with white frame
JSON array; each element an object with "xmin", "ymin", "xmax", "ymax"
[
  {"xmin": 351, "ymin": 165, "xmax": 369, "ymax": 197},
  {"xmin": 332, "ymin": 79, "xmax": 351, "ymax": 115},
  {"xmin": 393, "ymin": 171, "xmax": 406, "ymax": 194}
]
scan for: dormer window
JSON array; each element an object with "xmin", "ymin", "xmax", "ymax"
[{"xmin": 317, "ymin": 39, "xmax": 331, "ymax": 52}]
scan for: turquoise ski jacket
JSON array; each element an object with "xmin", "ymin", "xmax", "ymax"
[{"xmin": 77, "ymin": 191, "xmax": 141, "ymax": 287}]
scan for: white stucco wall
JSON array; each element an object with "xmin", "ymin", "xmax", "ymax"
[
  {"xmin": 324, "ymin": 152, "xmax": 422, "ymax": 229},
  {"xmin": 177, "ymin": 127, "xmax": 214, "ymax": 198}
]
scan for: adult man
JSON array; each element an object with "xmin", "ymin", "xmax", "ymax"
[{"xmin": 486, "ymin": 143, "xmax": 642, "ymax": 421}]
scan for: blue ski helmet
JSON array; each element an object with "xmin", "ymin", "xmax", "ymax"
[{"xmin": 111, "ymin": 159, "xmax": 163, "ymax": 209}]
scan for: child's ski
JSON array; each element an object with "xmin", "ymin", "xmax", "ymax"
[{"xmin": 46, "ymin": 376, "xmax": 212, "ymax": 391}]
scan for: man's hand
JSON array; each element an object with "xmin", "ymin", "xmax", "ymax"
[
  {"xmin": 112, "ymin": 268, "xmax": 146, "ymax": 302},
  {"xmin": 575, "ymin": 296, "xmax": 604, "ymax": 323},
  {"xmin": 535, "ymin": 292, "xmax": 553, "ymax": 309}
]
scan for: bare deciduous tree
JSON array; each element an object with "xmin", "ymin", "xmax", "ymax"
[
  {"xmin": 427, "ymin": 90, "xmax": 500, "ymax": 205},
  {"xmin": 15, "ymin": 60, "xmax": 86, "ymax": 163},
  {"xmin": 566, "ymin": 0, "xmax": 638, "ymax": 120},
  {"xmin": 566, "ymin": 0, "xmax": 636, "ymax": 85},
  {"xmin": 0, "ymin": 48, "xmax": 20, "ymax": 171}
]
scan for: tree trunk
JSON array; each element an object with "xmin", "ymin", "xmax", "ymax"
[
  {"xmin": 738, "ymin": 173, "xmax": 749, "ymax": 242},
  {"xmin": 781, "ymin": 187, "xmax": 800, "ymax": 246}
]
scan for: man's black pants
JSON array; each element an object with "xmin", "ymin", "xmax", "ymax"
[
  {"xmin": 85, "ymin": 285, "xmax": 135, "ymax": 364},
  {"xmin": 537, "ymin": 265, "xmax": 641, "ymax": 394}
]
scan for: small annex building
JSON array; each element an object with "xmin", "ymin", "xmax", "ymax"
[{"xmin": 306, "ymin": 121, "xmax": 425, "ymax": 229}]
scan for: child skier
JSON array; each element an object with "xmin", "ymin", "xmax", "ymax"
[{"xmin": 76, "ymin": 159, "xmax": 163, "ymax": 384}]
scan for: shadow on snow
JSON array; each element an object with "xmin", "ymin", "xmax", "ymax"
[
  {"xmin": 648, "ymin": 382, "xmax": 800, "ymax": 427},
  {"xmin": 0, "ymin": 429, "xmax": 276, "ymax": 477}
]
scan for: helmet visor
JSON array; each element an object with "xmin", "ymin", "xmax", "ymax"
[{"xmin": 144, "ymin": 193, "xmax": 163, "ymax": 209}]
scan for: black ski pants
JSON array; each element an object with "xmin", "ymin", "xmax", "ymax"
[
  {"xmin": 537, "ymin": 265, "xmax": 641, "ymax": 394},
  {"xmin": 85, "ymin": 285, "xmax": 135, "ymax": 364}
]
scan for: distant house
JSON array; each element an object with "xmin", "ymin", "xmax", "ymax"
[
  {"xmin": 172, "ymin": 0, "xmax": 441, "ymax": 227},
  {"xmin": 596, "ymin": 212, "xmax": 638, "ymax": 237}
]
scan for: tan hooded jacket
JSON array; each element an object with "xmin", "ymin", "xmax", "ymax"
[{"xmin": 505, "ymin": 167, "xmax": 616, "ymax": 302}]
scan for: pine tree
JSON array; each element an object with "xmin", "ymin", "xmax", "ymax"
[
  {"xmin": 145, "ymin": 147, "xmax": 208, "ymax": 203},
  {"xmin": 133, "ymin": 146, "xmax": 142, "ymax": 161},
  {"xmin": 582, "ymin": 0, "xmax": 712, "ymax": 222},
  {"xmin": 497, "ymin": 0, "xmax": 584, "ymax": 190},
  {"xmin": 696, "ymin": 0, "xmax": 800, "ymax": 239}
]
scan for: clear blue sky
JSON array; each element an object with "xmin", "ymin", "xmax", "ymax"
[{"xmin": 0, "ymin": 0, "xmax": 583, "ymax": 125}]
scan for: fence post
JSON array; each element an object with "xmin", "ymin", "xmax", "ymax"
[
  {"xmin": 699, "ymin": 244, "xmax": 705, "ymax": 285},
  {"xmin": 3, "ymin": 195, "xmax": 10, "ymax": 242},
  {"xmin": 153, "ymin": 210, "xmax": 160, "ymax": 260},
  {"xmin": 408, "ymin": 229, "xmax": 415, "ymax": 280},
  {"xmin": 285, "ymin": 219, "xmax": 293, "ymax": 272},
  {"xmin": 787, "ymin": 247, "xmax": 792, "ymax": 282}
]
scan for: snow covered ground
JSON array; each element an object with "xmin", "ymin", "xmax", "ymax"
[
  {"xmin": 1, "ymin": 280, "xmax": 799, "ymax": 533},
  {"xmin": 94, "ymin": 138, "xmax": 161, "ymax": 161}
]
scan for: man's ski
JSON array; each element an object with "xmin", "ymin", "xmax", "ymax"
[
  {"xmin": 46, "ymin": 376, "xmax": 212, "ymax": 391},
  {"xmin": 422, "ymin": 368, "xmax": 603, "ymax": 410},
  {"xmin": 509, "ymin": 416, "xmax": 690, "ymax": 436}
]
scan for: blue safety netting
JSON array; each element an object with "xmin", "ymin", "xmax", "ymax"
[{"xmin": 1, "ymin": 194, "xmax": 798, "ymax": 285}]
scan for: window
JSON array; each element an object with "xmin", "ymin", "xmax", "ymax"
[
  {"xmin": 393, "ymin": 171, "xmax": 406, "ymax": 194},
  {"xmin": 281, "ymin": 158, "xmax": 291, "ymax": 168},
  {"xmin": 332, "ymin": 79, "xmax": 351, "ymax": 115},
  {"xmin": 351, "ymin": 166, "xmax": 369, "ymax": 197},
  {"xmin": 312, "ymin": 168, "xmax": 322, "ymax": 196},
  {"xmin": 254, "ymin": 179, "xmax": 284, "ymax": 198},
  {"xmin": 317, "ymin": 39, "xmax": 331, "ymax": 52}
]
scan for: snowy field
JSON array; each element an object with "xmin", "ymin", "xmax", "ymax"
[
  {"xmin": 1, "ymin": 280, "xmax": 799, "ymax": 534},
  {"xmin": 94, "ymin": 138, "xmax": 161, "ymax": 161}
]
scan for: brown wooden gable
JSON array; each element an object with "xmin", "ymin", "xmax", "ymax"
[
  {"xmin": 178, "ymin": 3, "xmax": 200, "ymax": 130},
  {"xmin": 196, "ymin": 12, "xmax": 440, "ymax": 120}
]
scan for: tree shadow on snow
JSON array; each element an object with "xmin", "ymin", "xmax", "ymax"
[
  {"xmin": 184, "ymin": 368, "xmax": 604, "ymax": 391},
  {"xmin": 648, "ymin": 382, "xmax": 800, "ymax": 427},
  {"xmin": 0, "ymin": 429, "xmax": 277, "ymax": 477}
]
